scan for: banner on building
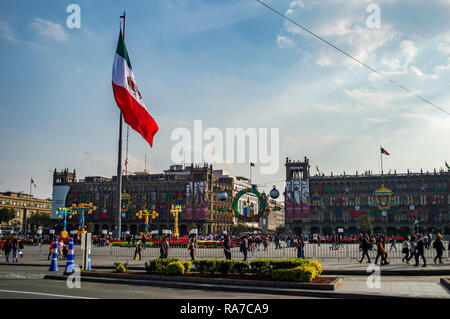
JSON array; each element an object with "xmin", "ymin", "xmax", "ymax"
[
  {"xmin": 193, "ymin": 181, "xmax": 208, "ymax": 219},
  {"xmin": 51, "ymin": 185, "xmax": 71, "ymax": 219},
  {"xmin": 185, "ymin": 182, "xmax": 193, "ymax": 220},
  {"xmin": 285, "ymin": 180, "xmax": 294, "ymax": 218}
]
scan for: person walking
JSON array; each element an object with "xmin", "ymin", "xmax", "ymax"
[
  {"xmin": 141, "ymin": 233, "xmax": 147, "ymax": 250},
  {"xmin": 389, "ymin": 235, "xmax": 397, "ymax": 252},
  {"xmin": 415, "ymin": 235, "xmax": 426, "ymax": 267},
  {"xmin": 240, "ymin": 235, "xmax": 248, "ymax": 261},
  {"xmin": 407, "ymin": 236, "xmax": 416, "ymax": 263},
  {"xmin": 188, "ymin": 235, "xmax": 196, "ymax": 261},
  {"xmin": 223, "ymin": 234, "xmax": 231, "ymax": 260},
  {"xmin": 359, "ymin": 234, "xmax": 371, "ymax": 263},
  {"xmin": 432, "ymin": 233, "xmax": 445, "ymax": 264},
  {"xmin": 375, "ymin": 235, "xmax": 389, "ymax": 265},
  {"xmin": 134, "ymin": 240, "xmax": 142, "ymax": 260},
  {"xmin": 58, "ymin": 238, "xmax": 64, "ymax": 260},
  {"xmin": 12, "ymin": 238, "xmax": 19, "ymax": 263},
  {"xmin": 275, "ymin": 234, "xmax": 282, "ymax": 249},
  {"xmin": 295, "ymin": 236, "xmax": 305, "ymax": 258},
  {"xmin": 3, "ymin": 239, "xmax": 12, "ymax": 263},
  {"xmin": 401, "ymin": 237, "xmax": 410, "ymax": 263},
  {"xmin": 160, "ymin": 236, "xmax": 170, "ymax": 259}
]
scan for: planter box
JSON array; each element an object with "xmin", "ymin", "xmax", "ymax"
[{"xmin": 81, "ymin": 270, "xmax": 343, "ymax": 291}]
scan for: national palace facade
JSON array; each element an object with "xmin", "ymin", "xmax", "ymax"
[{"xmin": 284, "ymin": 157, "xmax": 450, "ymax": 236}]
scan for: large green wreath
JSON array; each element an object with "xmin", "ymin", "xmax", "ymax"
[{"xmin": 232, "ymin": 188, "xmax": 267, "ymax": 220}]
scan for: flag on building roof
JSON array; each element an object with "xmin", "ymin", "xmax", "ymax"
[
  {"xmin": 30, "ymin": 178, "xmax": 37, "ymax": 188},
  {"xmin": 380, "ymin": 147, "xmax": 390, "ymax": 155},
  {"xmin": 112, "ymin": 28, "xmax": 159, "ymax": 147},
  {"xmin": 446, "ymin": 161, "xmax": 449, "ymax": 169},
  {"xmin": 250, "ymin": 163, "xmax": 255, "ymax": 167}
]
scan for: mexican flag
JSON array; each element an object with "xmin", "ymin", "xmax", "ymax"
[
  {"xmin": 380, "ymin": 147, "xmax": 390, "ymax": 155},
  {"xmin": 30, "ymin": 178, "xmax": 36, "ymax": 188},
  {"xmin": 112, "ymin": 28, "xmax": 159, "ymax": 147}
]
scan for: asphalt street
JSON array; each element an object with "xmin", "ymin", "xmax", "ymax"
[{"xmin": 0, "ymin": 265, "xmax": 319, "ymax": 299}]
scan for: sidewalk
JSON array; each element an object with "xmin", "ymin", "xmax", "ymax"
[{"xmin": 2, "ymin": 255, "xmax": 450, "ymax": 276}]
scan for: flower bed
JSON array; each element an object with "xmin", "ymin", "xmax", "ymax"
[{"xmin": 140, "ymin": 257, "xmax": 323, "ymax": 283}]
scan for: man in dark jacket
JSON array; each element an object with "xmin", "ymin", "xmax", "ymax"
[
  {"xmin": 240, "ymin": 235, "xmax": 248, "ymax": 261},
  {"xmin": 223, "ymin": 234, "xmax": 231, "ymax": 260},
  {"xmin": 359, "ymin": 234, "xmax": 371, "ymax": 263},
  {"xmin": 415, "ymin": 234, "xmax": 426, "ymax": 267},
  {"xmin": 432, "ymin": 233, "xmax": 445, "ymax": 264}
]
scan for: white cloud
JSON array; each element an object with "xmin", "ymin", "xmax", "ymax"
[
  {"xmin": 400, "ymin": 40, "xmax": 418, "ymax": 66},
  {"xmin": 437, "ymin": 37, "xmax": 450, "ymax": 55},
  {"xmin": 31, "ymin": 18, "xmax": 67, "ymax": 41},
  {"xmin": 277, "ymin": 35, "xmax": 295, "ymax": 49},
  {"xmin": 316, "ymin": 55, "xmax": 331, "ymax": 66}
]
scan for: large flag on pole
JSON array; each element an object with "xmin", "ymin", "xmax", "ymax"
[
  {"xmin": 112, "ymin": 29, "xmax": 159, "ymax": 147},
  {"xmin": 30, "ymin": 178, "xmax": 37, "ymax": 188},
  {"xmin": 380, "ymin": 147, "xmax": 390, "ymax": 155}
]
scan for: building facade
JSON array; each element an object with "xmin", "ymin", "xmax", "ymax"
[
  {"xmin": 0, "ymin": 192, "xmax": 52, "ymax": 231},
  {"xmin": 54, "ymin": 164, "xmax": 236, "ymax": 236},
  {"xmin": 284, "ymin": 157, "xmax": 450, "ymax": 236}
]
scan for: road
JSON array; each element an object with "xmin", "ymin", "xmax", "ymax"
[{"xmin": 0, "ymin": 265, "xmax": 320, "ymax": 299}]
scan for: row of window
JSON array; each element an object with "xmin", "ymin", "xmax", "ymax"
[{"xmin": 1, "ymin": 200, "xmax": 50, "ymax": 209}]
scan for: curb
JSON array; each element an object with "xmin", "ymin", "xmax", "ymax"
[
  {"xmin": 441, "ymin": 278, "xmax": 450, "ymax": 291},
  {"xmin": 43, "ymin": 274, "xmax": 444, "ymax": 299},
  {"xmin": 80, "ymin": 271, "xmax": 343, "ymax": 291},
  {"xmin": 4, "ymin": 263, "xmax": 450, "ymax": 276}
]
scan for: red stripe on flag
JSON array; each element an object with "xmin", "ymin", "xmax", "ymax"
[{"xmin": 113, "ymin": 82, "xmax": 159, "ymax": 147}]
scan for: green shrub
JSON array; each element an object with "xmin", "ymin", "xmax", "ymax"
[
  {"xmin": 216, "ymin": 260, "xmax": 234, "ymax": 275},
  {"xmin": 232, "ymin": 261, "xmax": 250, "ymax": 275},
  {"xmin": 250, "ymin": 259, "xmax": 272, "ymax": 276},
  {"xmin": 193, "ymin": 259, "xmax": 216, "ymax": 274},
  {"xmin": 145, "ymin": 258, "xmax": 180, "ymax": 274},
  {"xmin": 167, "ymin": 261, "xmax": 185, "ymax": 276},
  {"xmin": 114, "ymin": 262, "xmax": 128, "ymax": 273},
  {"xmin": 182, "ymin": 261, "xmax": 192, "ymax": 273},
  {"xmin": 271, "ymin": 258, "xmax": 309, "ymax": 270},
  {"xmin": 271, "ymin": 264, "xmax": 318, "ymax": 282}
]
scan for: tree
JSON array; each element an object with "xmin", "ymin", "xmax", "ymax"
[
  {"xmin": 27, "ymin": 212, "xmax": 52, "ymax": 231},
  {"xmin": 86, "ymin": 222, "xmax": 94, "ymax": 233},
  {"xmin": 358, "ymin": 215, "xmax": 372, "ymax": 234},
  {"xmin": 0, "ymin": 208, "xmax": 16, "ymax": 225},
  {"xmin": 188, "ymin": 223, "xmax": 198, "ymax": 231}
]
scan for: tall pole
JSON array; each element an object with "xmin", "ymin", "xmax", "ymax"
[
  {"xmin": 115, "ymin": 11, "xmax": 126, "ymax": 239},
  {"xmin": 380, "ymin": 145, "xmax": 383, "ymax": 175}
]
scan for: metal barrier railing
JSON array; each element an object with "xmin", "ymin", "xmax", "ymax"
[{"xmin": 20, "ymin": 241, "xmax": 449, "ymax": 261}]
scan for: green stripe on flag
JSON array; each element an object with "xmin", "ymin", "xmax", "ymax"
[{"xmin": 116, "ymin": 29, "xmax": 132, "ymax": 69}]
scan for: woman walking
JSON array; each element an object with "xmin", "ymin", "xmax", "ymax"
[
  {"xmin": 223, "ymin": 234, "xmax": 231, "ymax": 260},
  {"xmin": 134, "ymin": 240, "xmax": 142, "ymax": 260},
  {"xmin": 359, "ymin": 234, "xmax": 371, "ymax": 263}
]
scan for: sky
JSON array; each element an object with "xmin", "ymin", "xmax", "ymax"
[{"xmin": 0, "ymin": 0, "xmax": 449, "ymax": 200}]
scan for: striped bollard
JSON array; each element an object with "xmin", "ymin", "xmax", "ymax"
[
  {"xmin": 87, "ymin": 249, "xmax": 92, "ymax": 270},
  {"xmin": 64, "ymin": 238, "xmax": 75, "ymax": 275},
  {"xmin": 49, "ymin": 239, "xmax": 59, "ymax": 272}
]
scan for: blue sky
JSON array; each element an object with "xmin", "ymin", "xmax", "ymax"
[{"xmin": 0, "ymin": 0, "xmax": 449, "ymax": 199}]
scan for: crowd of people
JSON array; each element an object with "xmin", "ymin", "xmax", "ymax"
[{"xmin": 357, "ymin": 232, "xmax": 448, "ymax": 267}]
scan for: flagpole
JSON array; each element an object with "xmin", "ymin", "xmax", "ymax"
[
  {"xmin": 115, "ymin": 11, "xmax": 126, "ymax": 240},
  {"xmin": 380, "ymin": 145, "xmax": 383, "ymax": 175}
]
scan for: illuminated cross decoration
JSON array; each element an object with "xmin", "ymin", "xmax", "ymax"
[
  {"xmin": 136, "ymin": 209, "xmax": 159, "ymax": 234},
  {"xmin": 170, "ymin": 204, "xmax": 182, "ymax": 239},
  {"xmin": 56, "ymin": 207, "xmax": 76, "ymax": 238},
  {"xmin": 71, "ymin": 203, "xmax": 97, "ymax": 233}
]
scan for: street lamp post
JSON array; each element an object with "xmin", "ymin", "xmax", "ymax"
[
  {"xmin": 55, "ymin": 207, "xmax": 76, "ymax": 238},
  {"xmin": 70, "ymin": 203, "xmax": 97, "ymax": 234},
  {"xmin": 170, "ymin": 204, "xmax": 182, "ymax": 239}
]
